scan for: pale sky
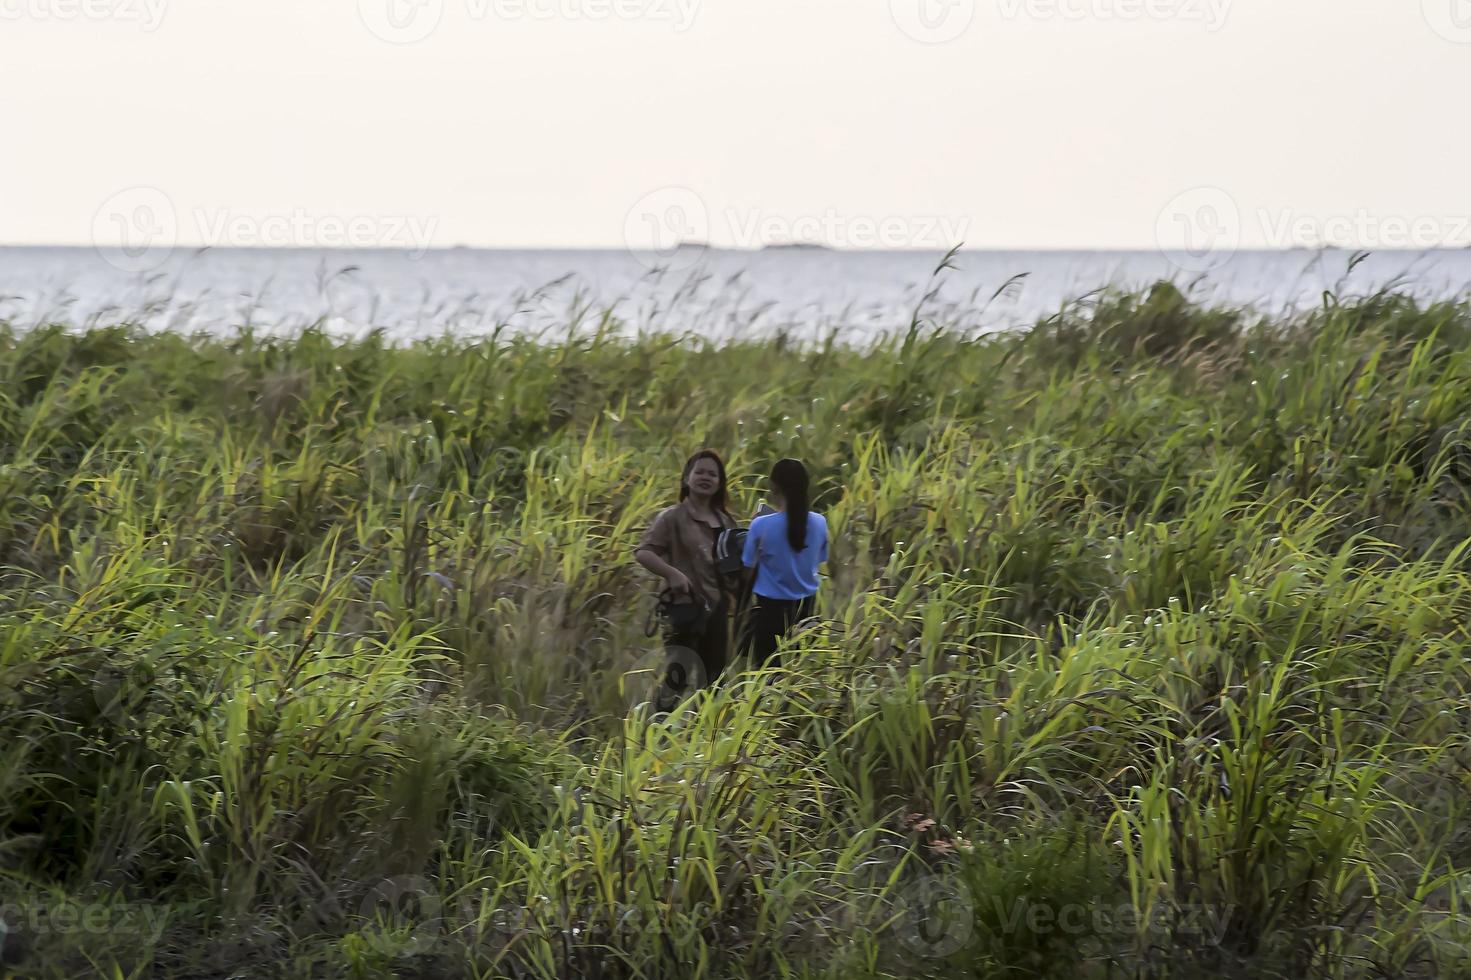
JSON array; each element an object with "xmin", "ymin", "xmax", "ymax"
[{"xmin": 3, "ymin": 0, "xmax": 1469, "ymax": 251}]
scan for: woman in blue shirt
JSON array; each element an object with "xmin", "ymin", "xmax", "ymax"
[{"xmin": 740, "ymin": 458, "xmax": 828, "ymax": 669}]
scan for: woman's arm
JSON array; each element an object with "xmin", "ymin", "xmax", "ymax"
[
  {"xmin": 635, "ymin": 547, "xmax": 693, "ymax": 596},
  {"xmin": 635, "ymin": 509, "xmax": 693, "ymax": 595},
  {"xmin": 740, "ymin": 520, "xmax": 761, "ymax": 593}
]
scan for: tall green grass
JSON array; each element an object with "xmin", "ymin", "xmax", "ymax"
[{"xmin": 4, "ymin": 283, "xmax": 1471, "ymax": 978}]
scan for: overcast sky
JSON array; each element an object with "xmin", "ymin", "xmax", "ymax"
[{"xmin": 3, "ymin": 0, "xmax": 1469, "ymax": 252}]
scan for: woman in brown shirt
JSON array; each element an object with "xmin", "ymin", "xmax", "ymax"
[{"xmin": 634, "ymin": 450, "xmax": 738, "ymax": 691}]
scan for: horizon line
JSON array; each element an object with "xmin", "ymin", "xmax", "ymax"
[{"xmin": 3, "ymin": 243, "xmax": 1465, "ymax": 254}]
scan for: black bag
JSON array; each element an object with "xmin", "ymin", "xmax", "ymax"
[
  {"xmin": 713, "ymin": 527, "xmax": 748, "ymax": 582},
  {"xmin": 649, "ymin": 587, "xmax": 712, "ymax": 638},
  {"xmin": 716, "ymin": 506, "xmax": 774, "ymax": 586}
]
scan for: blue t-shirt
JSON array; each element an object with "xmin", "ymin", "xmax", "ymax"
[{"xmin": 742, "ymin": 511, "xmax": 828, "ymax": 600}]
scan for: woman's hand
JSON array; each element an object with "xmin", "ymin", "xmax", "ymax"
[
  {"xmin": 636, "ymin": 548, "xmax": 696, "ymax": 599},
  {"xmin": 665, "ymin": 569, "xmax": 693, "ymax": 596}
]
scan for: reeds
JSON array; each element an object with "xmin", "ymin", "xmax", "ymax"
[{"xmin": 3, "ymin": 285, "xmax": 1471, "ymax": 978}]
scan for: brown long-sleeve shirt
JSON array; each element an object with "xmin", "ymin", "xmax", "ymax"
[{"xmin": 635, "ymin": 500, "xmax": 737, "ymax": 605}]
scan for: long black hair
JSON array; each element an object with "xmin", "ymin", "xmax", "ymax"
[
  {"xmin": 679, "ymin": 449, "xmax": 731, "ymax": 517},
  {"xmin": 770, "ymin": 458, "xmax": 810, "ymax": 551}
]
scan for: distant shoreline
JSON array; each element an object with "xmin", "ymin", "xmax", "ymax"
[{"xmin": 4, "ymin": 244, "xmax": 1470, "ymax": 254}]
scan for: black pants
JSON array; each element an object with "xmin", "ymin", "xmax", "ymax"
[
  {"xmin": 663, "ymin": 599, "xmax": 729, "ymax": 696},
  {"xmin": 741, "ymin": 595, "xmax": 816, "ymax": 670}
]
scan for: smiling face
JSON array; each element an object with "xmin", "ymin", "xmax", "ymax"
[{"xmin": 685, "ymin": 457, "xmax": 722, "ymax": 499}]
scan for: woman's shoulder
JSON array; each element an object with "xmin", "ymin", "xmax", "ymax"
[
  {"xmin": 750, "ymin": 510, "xmax": 780, "ymax": 530},
  {"xmin": 650, "ymin": 504, "xmax": 684, "ymax": 525}
]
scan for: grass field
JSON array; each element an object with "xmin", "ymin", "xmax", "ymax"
[{"xmin": 4, "ymin": 280, "xmax": 1471, "ymax": 978}]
